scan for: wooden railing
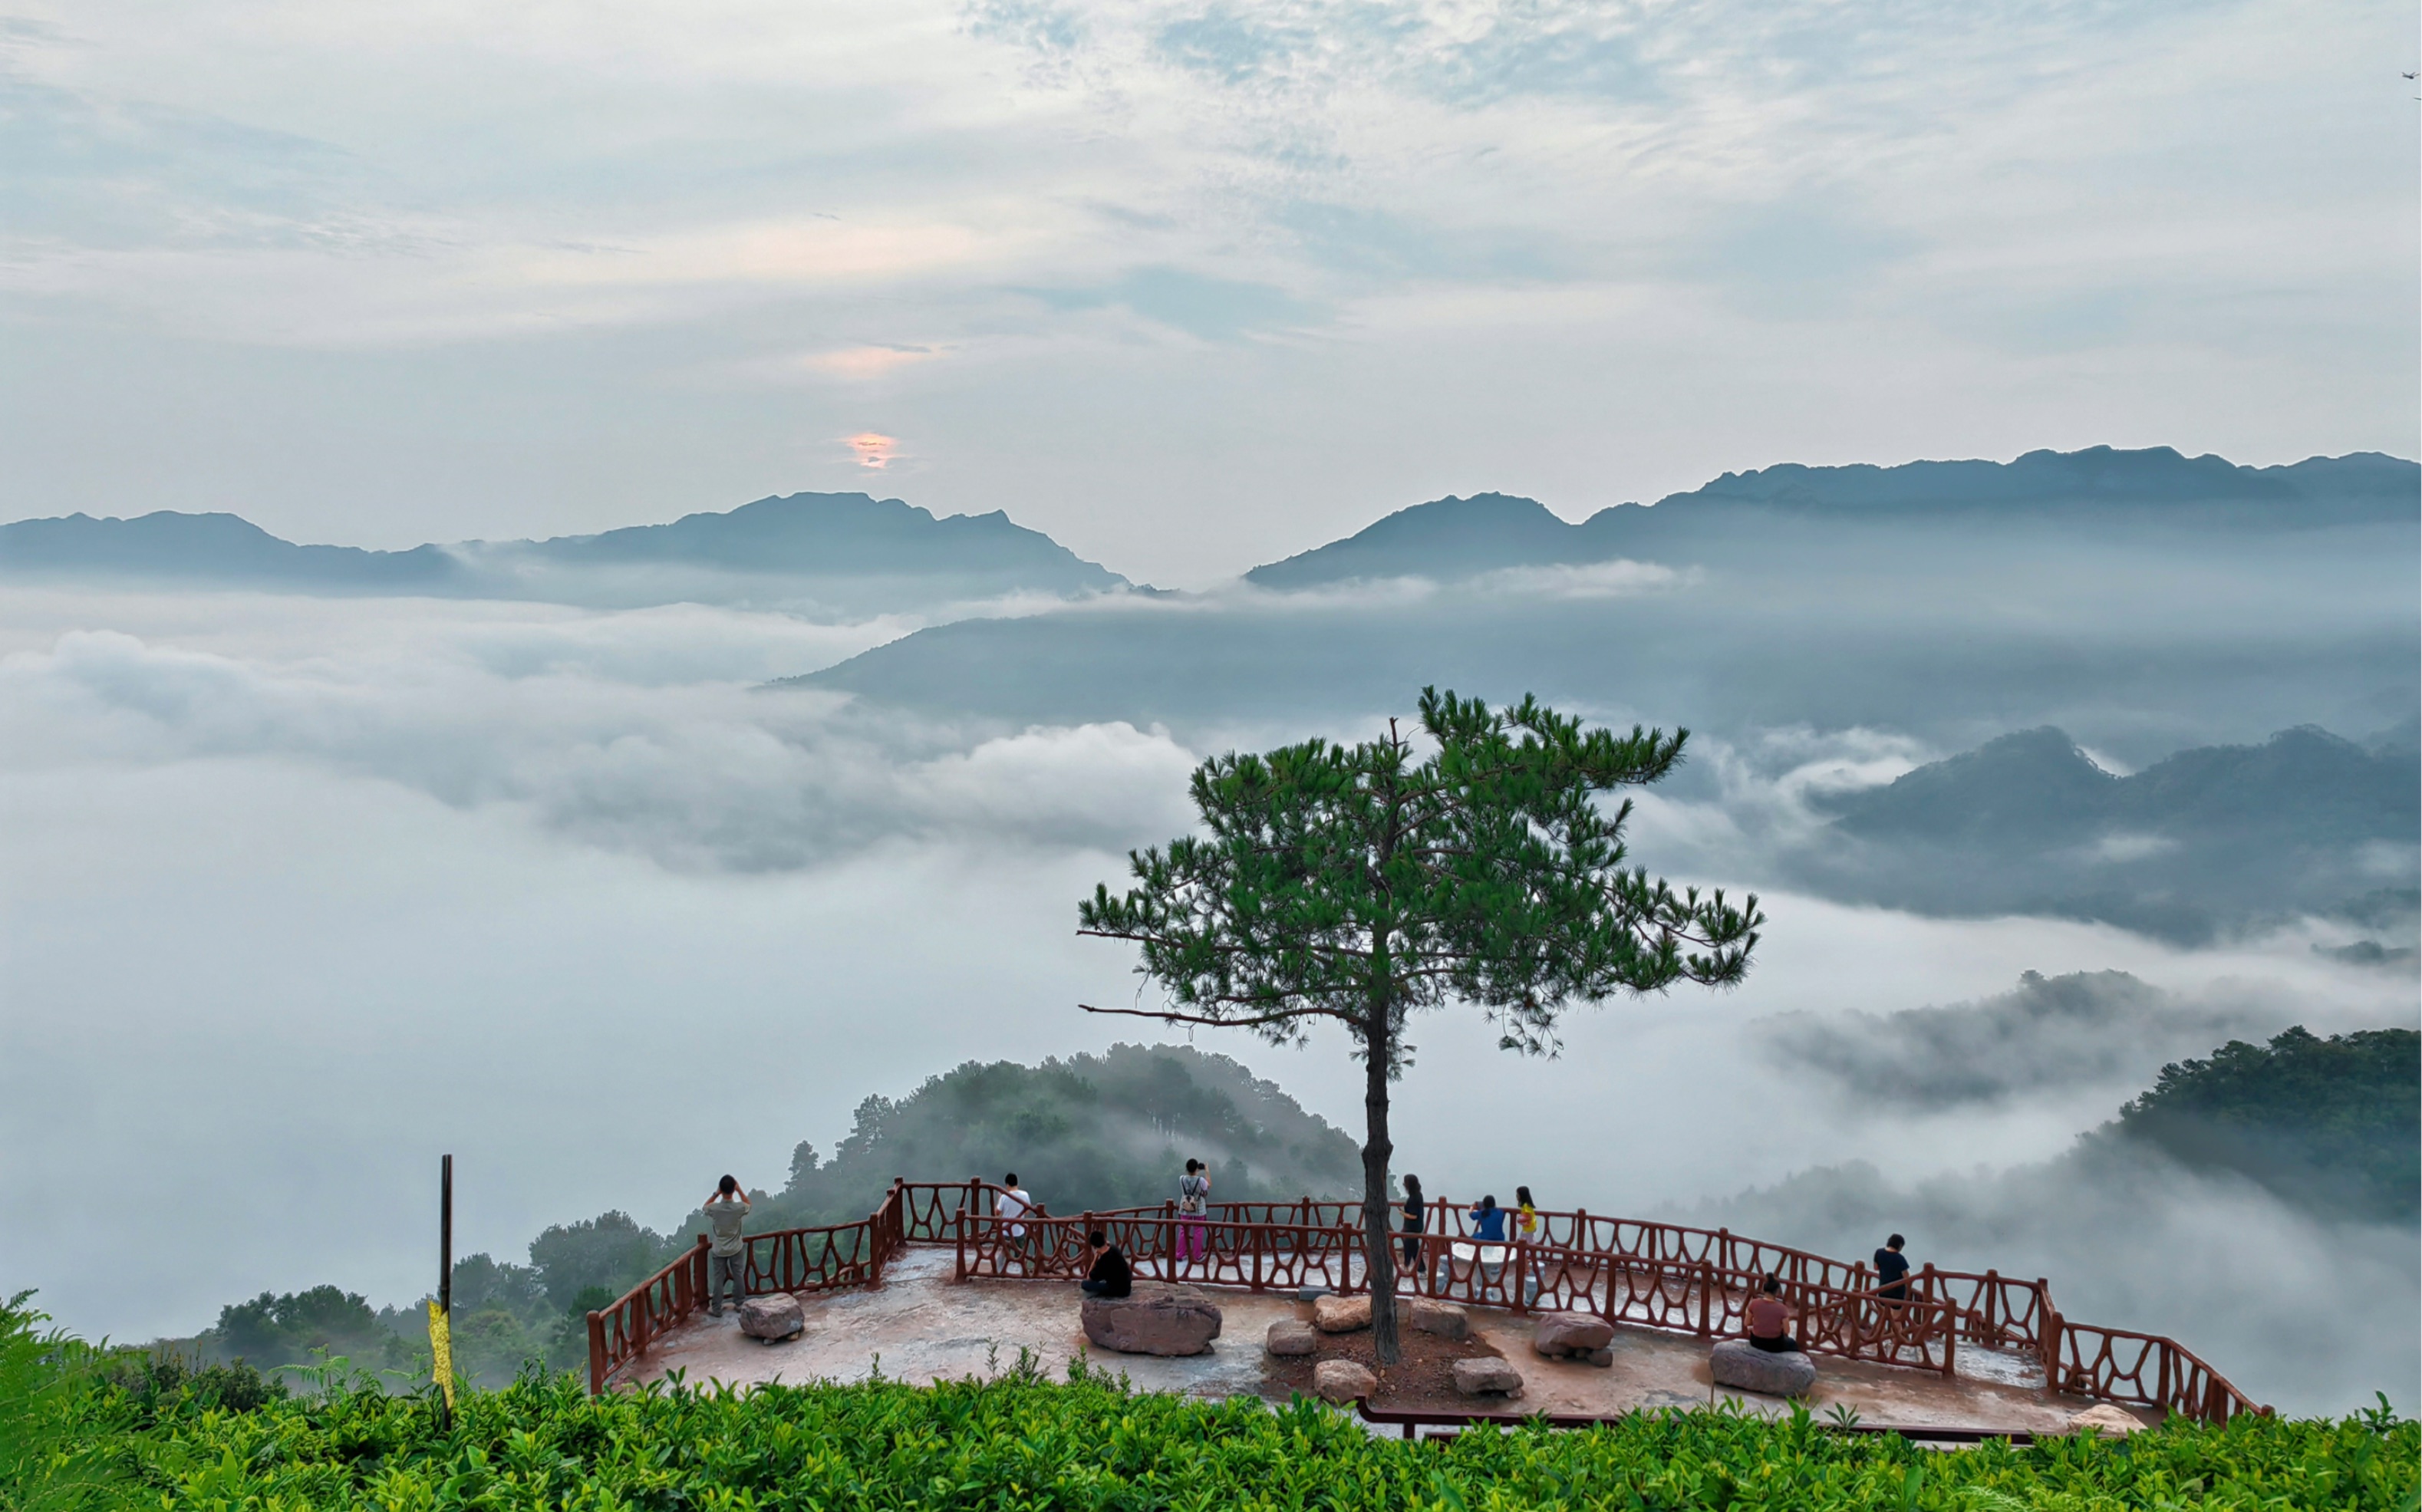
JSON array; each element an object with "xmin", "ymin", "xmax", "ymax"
[
  {"xmin": 588, "ymin": 1178, "xmax": 914, "ymax": 1393},
  {"xmin": 588, "ymin": 1177, "xmax": 2263, "ymax": 1421}
]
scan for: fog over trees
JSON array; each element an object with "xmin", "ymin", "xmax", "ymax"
[{"xmin": 3, "ymin": 446, "xmax": 2413, "ymax": 1413}]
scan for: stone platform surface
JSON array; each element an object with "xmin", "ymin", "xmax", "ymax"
[{"xmin": 624, "ymin": 1247, "xmax": 2137, "ymax": 1434}]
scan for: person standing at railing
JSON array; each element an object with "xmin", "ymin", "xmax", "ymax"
[
  {"xmin": 1399, "ymin": 1174, "xmax": 1426, "ymax": 1273},
  {"xmin": 1176, "ymin": 1158, "xmax": 1211, "ymax": 1270},
  {"xmin": 704, "ymin": 1175, "xmax": 750, "ymax": 1318},
  {"xmin": 1874, "ymin": 1234, "xmax": 1911, "ymax": 1303},
  {"xmin": 998, "ymin": 1174, "xmax": 1033, "ymax": 1273},
  {"xmin": 1514, "ymin": 1186, "xmax": 1541, "ymax": 1304}
]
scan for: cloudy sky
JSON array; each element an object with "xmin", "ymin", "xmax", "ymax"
[{"xmin": 3, "ymin": 0, "xmax": 2416, "ymax": 584}]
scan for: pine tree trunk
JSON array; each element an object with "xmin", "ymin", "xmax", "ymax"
[{"xmin": 1362, "ymin": 991, "xmax": 1400, "ymax": 1366}]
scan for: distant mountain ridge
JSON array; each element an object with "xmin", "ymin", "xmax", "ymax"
[
  {"xmin": 1247, "ymin": 446, "xmax": 2419, "ymax": 588},
  {"xmin": 0, "ymin": 492, "xmax": 1126, "ymax": 611},
  {"xmin": 1791, "ymin": 722, "xmax": 2422, "ymax": 943}
]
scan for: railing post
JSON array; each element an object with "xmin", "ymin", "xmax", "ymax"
[
  {"xmin": 587, "ymin": 1309, "xmax": 607, "ymax": 1395},
  {"xmin": 1695, "ymin": 1260, "xmax": 1712, "ymax": 1337},
  {"xmin": 954, "ymin": 1207, "xmax": 967, "ymax": 1282},
  {"xmin": 1983, "ymin": 1268, "xmax": 1999, "ymax": 1344}
]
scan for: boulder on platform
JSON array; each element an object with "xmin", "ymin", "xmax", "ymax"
[
  {"xmin": 1081, "ymin": 1285, "xmax": 1224, "ymax": 1357},
  {"xmin": 1314, "ymin": 1359, "xmax": 1377, "ymax": 1404},
  {"xmin": 1531, "ymin": 1311, "xmax": 1615, "ymax": 1359},
  {"xmin": 1452, "ymin": 1357, "xmax": 1524, "ymax": 1398},
  {"xmin": 2067, "ymin": 1405, "xmax": 2147, "ymax": 1436},
  {"xmin": 1313, "ymin": 1294, "xmax": 1372, "ymax": 1332},
  {"xmin": 1407, "ymin": 1300, "xmax": 1470, "ymax": 1339},
  {"xmin": 1710, "ymin": 1339, "xmax": 1817, "ymax": 1397},
  {"xmin": 738, "ymin": 1293, "xmax": 804, "ymax": 1342},
  {"xmin": 1265, "ymin": 1319, "xmax": 1318, "ymax": 1357}
]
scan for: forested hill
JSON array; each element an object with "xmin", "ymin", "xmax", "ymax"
[
  {"xmin": 756, "ymin": 1043, "xmax": 1363, "ymax": 1230},
  {"xmin": 150, "ymin": 1045, "xmax": 1359, "ymax": 1388},
  {"xmin": 2112, "ymin": 1026, "xmax": 2420, "ymax": 1223}
]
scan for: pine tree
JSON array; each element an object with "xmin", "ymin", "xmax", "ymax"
[{"xmin": 1079, "ymin": 687, "xmax": 1761, "ymax": 1362}]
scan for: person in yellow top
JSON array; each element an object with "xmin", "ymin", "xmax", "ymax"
[{"xmin": 1514, "ymin": 1186, "xmax": 1541, "ymax": 1303}]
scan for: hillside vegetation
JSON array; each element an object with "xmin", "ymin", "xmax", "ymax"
[
  {"xmin": 2113, "ymin": 1026, "xmax": 2419, "ymax": 1221},
  {"xmin": 152, "ymin": 1045, "xmax": 1358, "ymax": 1389},
  {"xmin": 5, "ymin": 1296, "xmax": 2411, "ymax": 1512}
]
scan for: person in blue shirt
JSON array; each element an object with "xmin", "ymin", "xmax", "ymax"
[{"xmin": 1468, "ymin": 1194, "xmax": 1508, "ymax": 1243}]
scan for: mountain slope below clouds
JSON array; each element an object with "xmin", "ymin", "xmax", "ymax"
[
  {"xmin": 0, "ymin": 492, "xmax": 1126, "ymax": 611},
  {"xmin": 1791, "ymin": 725, "xmax": 2421, "ymax": 942}
]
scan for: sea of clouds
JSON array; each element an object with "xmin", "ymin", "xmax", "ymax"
[{"xmin": 0, "ymin": 585, "xmax": 2410, "ymax": 1414}]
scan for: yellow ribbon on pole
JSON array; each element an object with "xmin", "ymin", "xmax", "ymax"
[{"xmin": 426, "ymin": 1299, "xmax": 456, "ymax": 1413}]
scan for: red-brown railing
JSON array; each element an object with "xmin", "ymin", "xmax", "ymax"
[
  {"xmin": 588, "ymin": 1176, "xmax": 2263, "ymax": 1421},
  {"xmin": 2042, "ymin": 1310, "xmax": 2256, "ymax": 1422},
  {"xmin": 588, "ymin": 1178, "xmax": 917, "ymax": 1392}
]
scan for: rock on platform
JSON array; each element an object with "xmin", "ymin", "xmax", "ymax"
[
  {"xmin": 738, "ymin": 1293, "xmax": 805, "ymax": 1342},
  {"xmin": 1265, "ymin": 1319, "xmax": 1318, "ymax": 1357},
  {"xmin": 1452, "ymin": 1357, "xmax": 1524, "ymax": 1398},
  {"xmin": 1080, "ymin": 1285, "xmax": 1224, "ymax": 1357},
  {"xmin": 1314, "ymin": 1359, "xmax": 1377, "ymax": 1403},
  {"xmin": 2067, "ymin": 1405, "xmax": 2147, "ymax": 1435},
  {"xmin": 1313, "ymin": 1294, "xmax": 1372, "ymax": 1332},
  {"xmin": 1408, "ymin": 1300, "xmax": 1469, "ymax": 1339},
  {"xmin": 1710, "ymin": 1339, "xmax": 1817, "ymax": 1397},
  {"xmin": 1531, "ymin": 1310, "xmax": 1615, "ymax": 1359}
]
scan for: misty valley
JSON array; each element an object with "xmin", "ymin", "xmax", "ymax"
[{"xmin": 2, "ymin": 444, "xmax": 2415, "ymax": 1428}]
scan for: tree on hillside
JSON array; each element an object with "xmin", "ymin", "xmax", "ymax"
[
  {"xmin": 2114, "ymin": 1024, "xmax": 2420, "ymax": 1221},
  {"xmin": 1079, "ymin": 687, "xmax": 1761, "ymax": 1362}
]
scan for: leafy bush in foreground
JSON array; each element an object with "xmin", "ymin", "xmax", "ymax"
[{"xmin": 5, "ymin": 1296, "xmax": 2413, "ymax": 1510}]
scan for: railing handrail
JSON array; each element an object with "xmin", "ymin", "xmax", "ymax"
[{"xmin": 586, "ymin": 1175, "xmax": 2262, "ymax": 1421}]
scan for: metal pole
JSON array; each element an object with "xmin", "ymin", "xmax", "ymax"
[{"xmin": 437, "ymin": 1152, "xmax": 453, "ymax": 1431}]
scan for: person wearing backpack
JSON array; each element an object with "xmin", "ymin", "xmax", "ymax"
[{"xmin": 1176, "ymin": 1158, "xmax": 1211, "ymax": 1270}]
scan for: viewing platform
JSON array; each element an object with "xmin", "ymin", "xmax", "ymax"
[{"xmin": 591, "ymin": 1180, "xmax": 2264, "ymax": 1435}]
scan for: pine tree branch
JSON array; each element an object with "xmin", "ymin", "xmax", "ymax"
[{"xmin": 1077, "ymin": 1003, "xmax": 1344, "ymax": 1029}]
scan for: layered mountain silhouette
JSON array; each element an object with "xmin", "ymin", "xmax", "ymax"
[
  {"xmin": 0, "ymin": 492, "xmax": 1125, "ymax": 611},
  {"xmin": 1787, "ymin": 723, "xmax": 2422, "ymax": 943},
  {"xmin": 1247, "ymin": 447, "xmax": 2417, "ymax": 589}
]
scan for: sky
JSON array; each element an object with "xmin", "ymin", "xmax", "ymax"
[{"xmin": 2, "ymin": 0, "xmax": 2417, "ymax": 585}]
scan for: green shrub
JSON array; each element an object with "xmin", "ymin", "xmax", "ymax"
[{"xmin": 6, "ymin": 1293, "xmax": 2414, "ymax": 1511}]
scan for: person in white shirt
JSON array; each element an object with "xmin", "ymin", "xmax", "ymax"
[
  {"xmin": 997, "ymin": 1173, "xmax": 1033, "ymax": 1272},
  {"xmin": 703, "ymin": 1175, "xmax": 750, "ymax": 1317}
]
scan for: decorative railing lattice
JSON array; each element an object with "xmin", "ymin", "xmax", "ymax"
[{"xmin": 587, "ymin": 1179, "xmax": 2263, "ymax": 1423}]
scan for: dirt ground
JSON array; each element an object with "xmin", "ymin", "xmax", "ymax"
[{"xmin": 1260, "ymin": 1323, "xmax": 1515, "ymax": 1411}]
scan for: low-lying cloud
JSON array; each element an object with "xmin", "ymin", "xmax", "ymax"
[
  {"xmin": 0, "ymin": 601, "xmax": 1200, "ymax": 871},
  {"xmin": 1678, "ymin": 1141, "xmax": 2419, "ymax": 1418},
  {"xmin": 2, "ymin": 585, "xmax": 2411, "ymax": 1421},
  {"xmin": 1755, "ymin": 969, "xmax": 2325, "ymax": 1111}
]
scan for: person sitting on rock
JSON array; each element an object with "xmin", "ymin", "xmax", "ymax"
[
  {"xmin": 1079, "ymin": 1230, "xmax": 1132, "ymax": 1299},
  {"xmin": 1744, "ymin": 1275, "xmax": 1802, "ymax": 1354}
]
